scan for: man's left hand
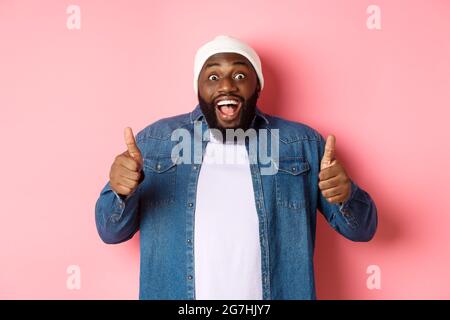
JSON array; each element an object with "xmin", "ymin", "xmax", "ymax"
[{"xmin": 318, "ymin": 135, "xmax": 352, "ymax": 204}]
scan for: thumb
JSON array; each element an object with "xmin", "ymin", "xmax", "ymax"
[
  {"xmin": 124, "ymin": 127, "xmax": 142, "ymax": 163},
  {"xmin": 321, "ymin": 134, "xmax": 336, "ymax": 169}
]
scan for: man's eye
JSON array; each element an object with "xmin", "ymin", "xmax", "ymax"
[
  {"xmin": 234, "ymin": 73, "xmax": 246, "ymax": 80},
  {"xmin": 208, "ymin": 75, "xmax": 219, "ymax": 81}
]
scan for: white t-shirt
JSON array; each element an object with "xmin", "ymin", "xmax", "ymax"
[{"xmin": 194, "ymin": 133, "xmax": 263, "ymax": 300}]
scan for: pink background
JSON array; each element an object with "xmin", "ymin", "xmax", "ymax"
[{"xmin": 1, "ymin": 0, "xmax": 449, "ymax": 299}]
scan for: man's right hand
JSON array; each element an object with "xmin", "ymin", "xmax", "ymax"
[{"xmin": 109, "ymin": 127, "xmax": 144, "ymax": 196}]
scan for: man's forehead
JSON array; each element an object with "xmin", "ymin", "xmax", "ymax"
[{"xmin": 203, "ymin": 52, "xmax": 252, "ymax": 68}]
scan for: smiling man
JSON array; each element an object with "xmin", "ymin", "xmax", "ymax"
[
  {"xmin": 95, "ymin": 35, "xmax": 378, "ymax": 300},
  {"xmin": 197, "ymin": 51, "xmax": 260, "ymax": 136}
]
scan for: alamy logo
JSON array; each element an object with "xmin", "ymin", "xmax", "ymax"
[
  {"xmin": 66, "ymin": 5, "xmax": 81, "ymax": 30},
  {"xmin": 66, "ymin": 265, "xmax": 81, "ymax": 290},
  {"xmin": 170, "ymin": 121, "xmax": 280, "ymax": 175},
  {"xmin": 366, "ymin": 5, "xmax": 382, "ymax": 30},
  {"xmin": 366, "ymin": 265, "xmax": 381, "ymax": 290}
]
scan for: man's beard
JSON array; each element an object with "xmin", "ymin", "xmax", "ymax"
[{"xmin": 198, "ymin": 89, "xmax": 259, "ymax": 139}]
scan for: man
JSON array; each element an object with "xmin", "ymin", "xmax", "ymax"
[{"xmin": 95, "ymin": 35, "xmax": 377, "ymax": 300}]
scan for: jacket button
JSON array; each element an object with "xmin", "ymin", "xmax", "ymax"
[
  {"xmin": 188, "ymin": 203, "xmax": 193, "ymax": 207},
  {"xmin": 156, "ymin": 164, "xmax": 161, "ymax": 170},
  {"xmin": 187, "ymin": 239, "xmax": 191, "ymax": 244},
  {"xmin": 187, "ymin": 275, "xmax": 193, "ymax": 280},
  {"xmin": 193, "ymin": 165, "xmax": 198, "ymax": 170}
]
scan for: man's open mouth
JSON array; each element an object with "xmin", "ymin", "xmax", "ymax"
[{"xmin": 215, "ymin": 97, "xmax": 242, "ymax": 121}]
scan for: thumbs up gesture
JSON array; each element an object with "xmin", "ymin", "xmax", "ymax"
[
  {"xmin": 109, "ymin": 127, "xmax": 144, "ymax": 196},
  {"xmin": 318, "ymin": 135, "xmax": 351, "ymax": 204}
]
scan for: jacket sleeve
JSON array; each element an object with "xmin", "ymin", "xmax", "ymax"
[
  {"xmin": 94, "ymin": 132, "xmax": 145, "ymax": 244},
  {"xmin": 317, "ymin": 134, "xmax": 378, "ymax": 242}
]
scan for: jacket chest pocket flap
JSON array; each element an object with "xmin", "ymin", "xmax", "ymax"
[
  {"xmin": 142, "ymin": 156, "xmax": 177, "ymax": 207},
  {"xmin": 275, "ymin": 157, "xmax": 310, "ymax": 211}
]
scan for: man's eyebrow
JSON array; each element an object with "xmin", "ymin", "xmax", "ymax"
[{"xmin": 204, "ymin": 61, "xmax": 249, "ymax": 69}]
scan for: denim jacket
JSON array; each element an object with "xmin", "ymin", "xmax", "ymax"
[{"xmin": 95, "ymin": 104, "xmax": 378, "ymax": 300}]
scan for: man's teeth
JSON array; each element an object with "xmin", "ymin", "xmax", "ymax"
[{"xmin": 217, "ymin": 100, "xmax": 239, "ymax": 106}]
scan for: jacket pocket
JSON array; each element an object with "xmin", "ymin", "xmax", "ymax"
[
  {"xmin": 141, "ymin": 156, "xmax": 177, "ymax": 208},
  {"xmin": 275, "ymin": 156, "xmax": 310, "ymax": 211}
]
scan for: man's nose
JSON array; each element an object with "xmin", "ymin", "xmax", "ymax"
[{"xmin": 218, "ymin": 76, "xmax": 237, "ymax": 93}]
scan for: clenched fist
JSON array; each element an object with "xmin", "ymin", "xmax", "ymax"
[
  {"xmin": 109, "ymin": 127, "xmax": 144, "ymax": 196},
  {"xmin": 318, "ymin": 135, "xmax": 351, "ymax": 204}
]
